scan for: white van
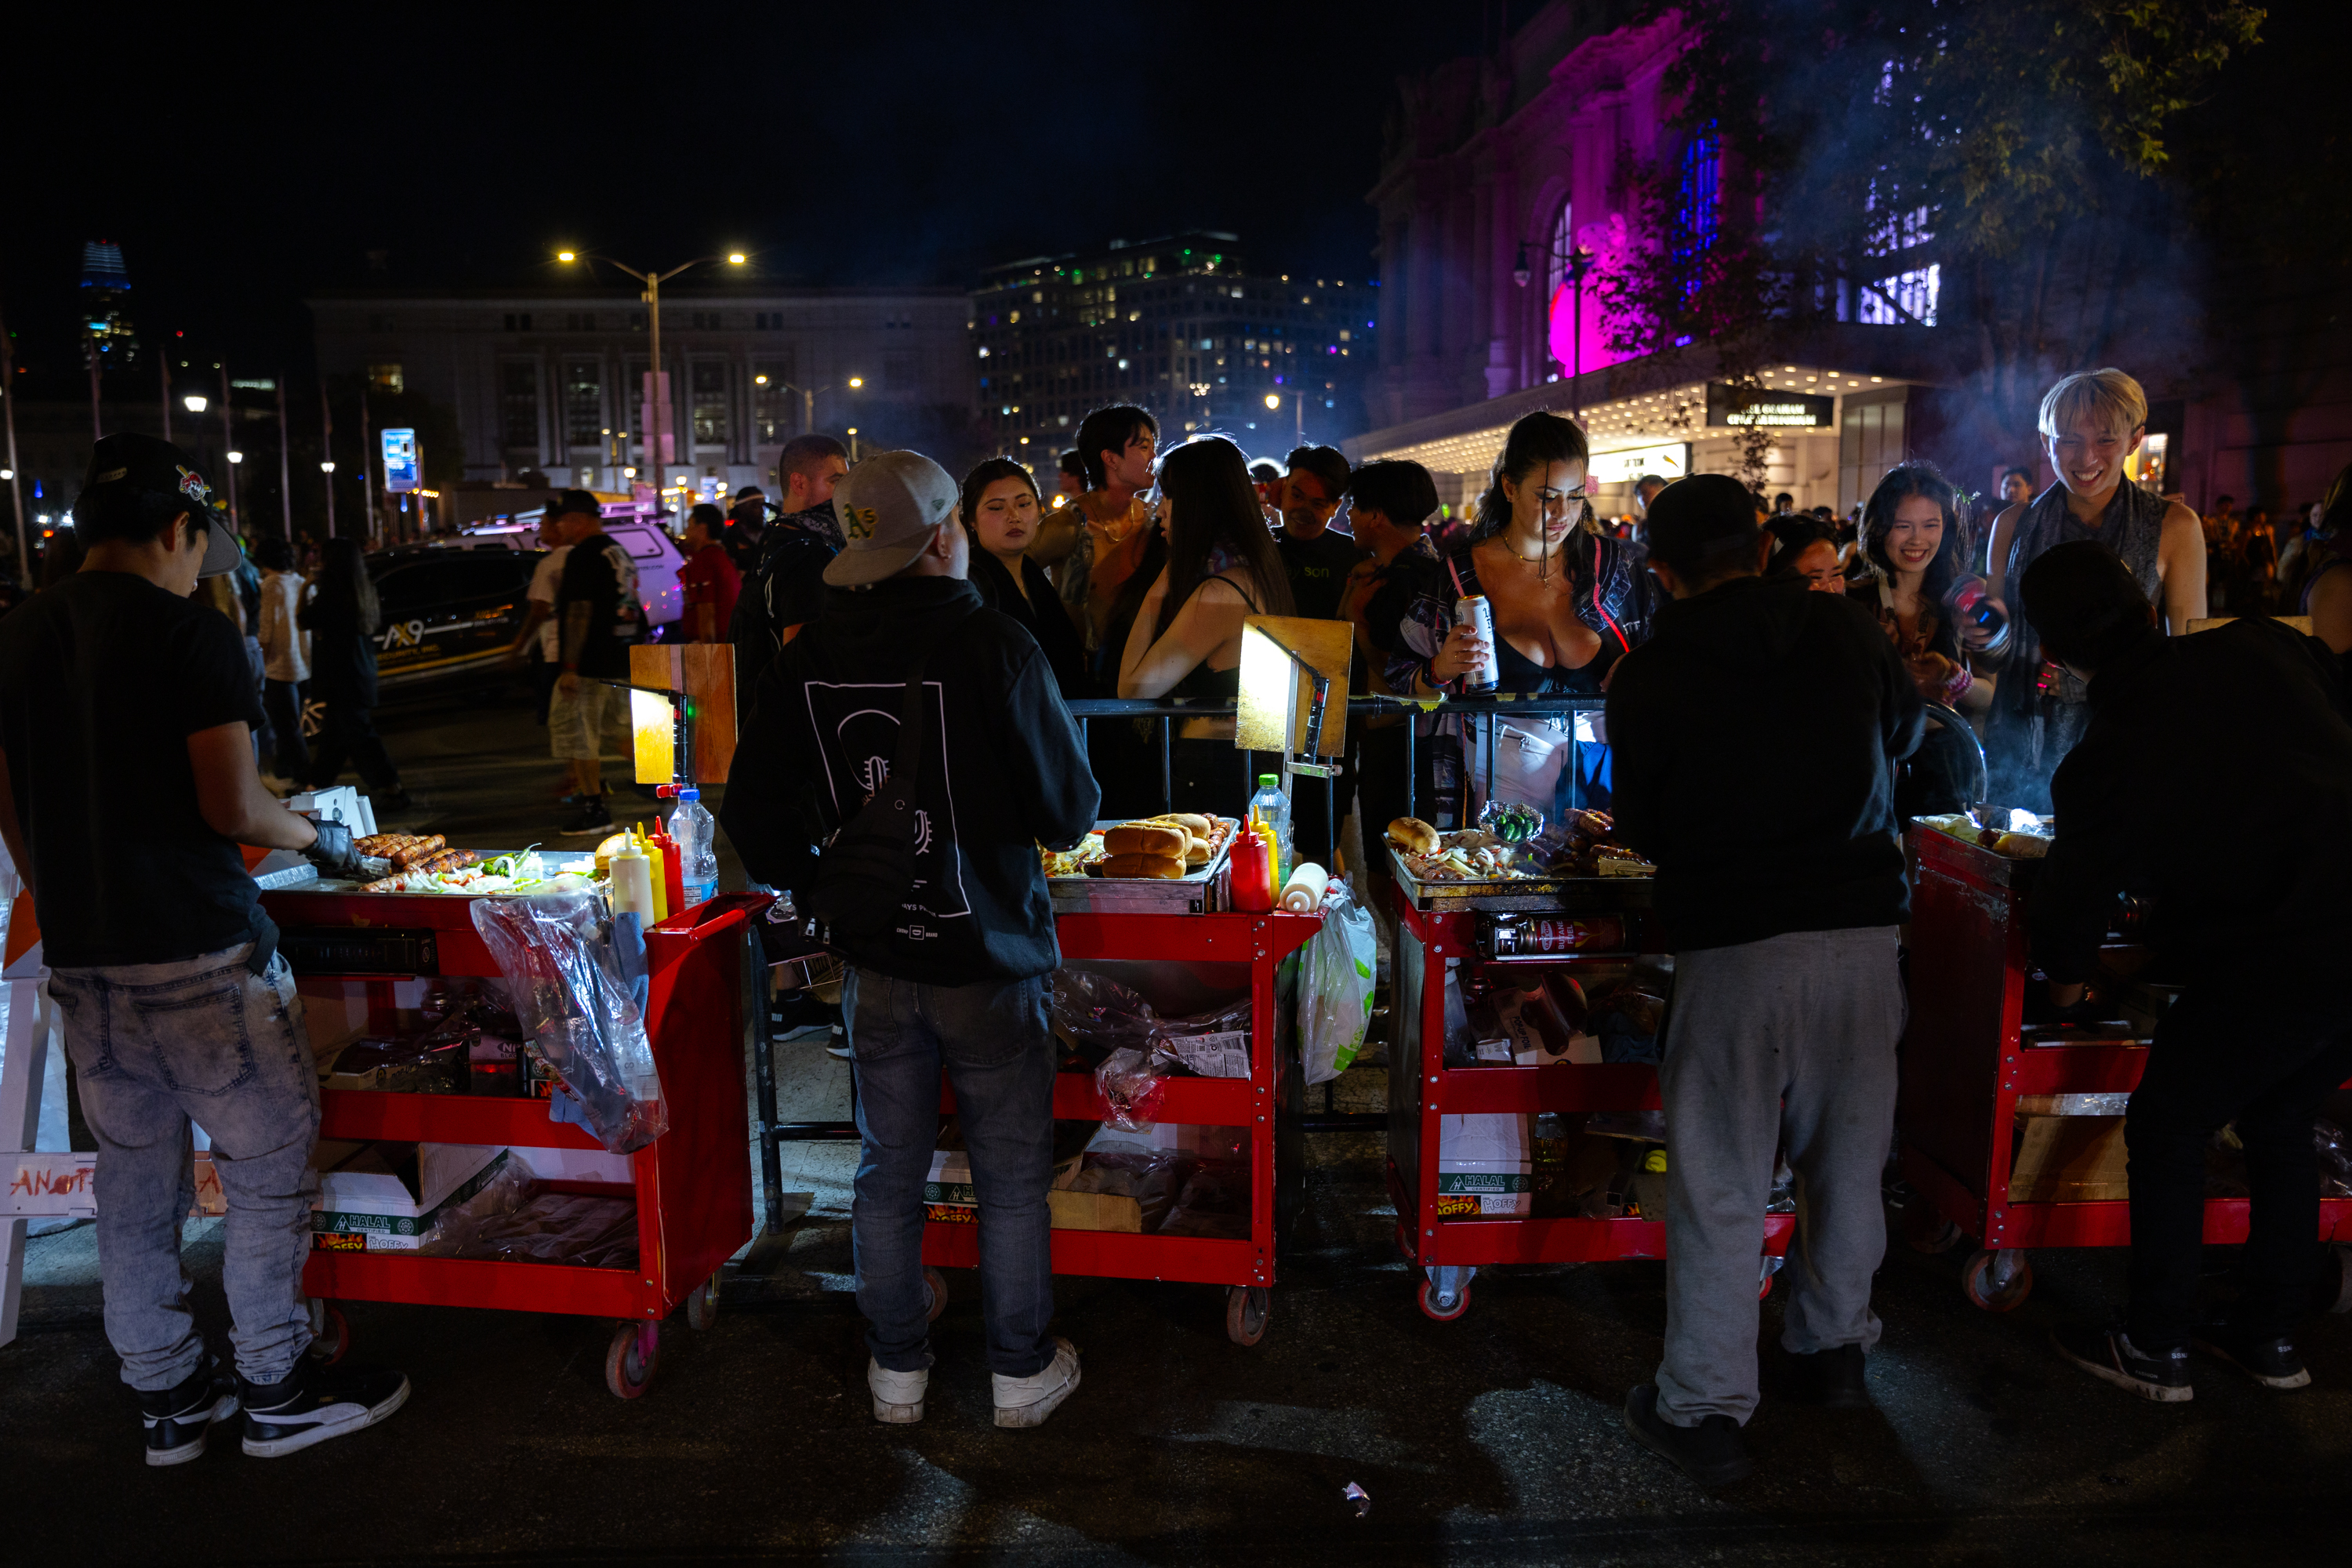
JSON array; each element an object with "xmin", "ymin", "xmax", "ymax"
[{"xmin": 462, "ymin": 503, "xmax": 687, "ymax": 634}]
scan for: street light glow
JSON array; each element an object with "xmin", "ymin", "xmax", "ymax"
[
  {"xmin": 557, "ymin": 251, "xmax": 576, "ymax": 263},
  {"xmin": 727, "ymin": 252, "xmax": 747, "ymax": 265},
  {"xmin": 848, "ymin": 377, "xmax": 863, "ymax": 389},
  {"xmin": 321, "ymin": 462, "xmax": 336, "ymax": 474},
  {"xmin": 754, "ymin": 374, "xmax": 767, "ymax": 385},
  {"xmin": 226, "ymin": 451, "xmax": 244, "ymax": 464},
  {"xmin": 1265, "ymin": 394, "xmax": 1281, "ymax": 410},
  {"xmin": 183, "ymin": 394, "xmax": 209, "ymax": 414},
  {"xmin": 0, "ymin": 469, "xmax": 12, "ymax": 481}
]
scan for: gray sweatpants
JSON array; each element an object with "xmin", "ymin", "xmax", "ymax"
[{"xmin": 1653, "ymin": 926, "xmax": 1904, "ymax": 1427}]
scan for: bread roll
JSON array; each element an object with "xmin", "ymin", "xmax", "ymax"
[
  {"xmin": 1184, "ymin": 838, "xmax": 1210, "ymax": 867},
  {"xmin": 1164, "ymin": 812, "xmax": 1212, "ymax": 837},
  {"xmin": 1102, "ymin": 852, "xmax": 1188, "ymax": 880},
  {"xmin": 1386, "ymin": 817, "xmax": 1440, "ymax": 856},
  {"xmin": 1105, "ymin": 823, "xmax": 1190, "ymax": 859}
]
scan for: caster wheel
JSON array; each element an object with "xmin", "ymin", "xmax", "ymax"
[
  {"xmin": 685, "ymin": 1269, "xmax": 722, "ymax": 1331},
  {"xmin": 1417, "ymin": 1276, "xmax": 1472, "ymax": 1322},
  {"xmin": 1225, "ymin": 1285, "xmax": 1271, "ymax": 1346},
  {"xmin": 1962, "ymin": 1248, "xmax": 2034, "ymax": 1312},
  {"xmin": 924, "ymin": 1266, "xmax": 949, "ymax": 1323},
  {"xmin": 306, "ymin": 1301, "xmax": 349, "ymax": 1366},
  {"xmin": 1759, "ymin": 1256, "xmax": 1784, "ymax": 1299},
  {"xmin": 605, "ymin": 1319, "xmax": 661, "ymax": 1399}
]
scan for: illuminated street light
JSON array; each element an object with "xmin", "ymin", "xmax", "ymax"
[
  {"xmin": 182, "ymin": 393, "xmax": 209, "ymax": 415},
  {"xmin": 321, "ymin": 461, "xmax": 336, "ymax": 474},
  {"xmin": 559, "ymin": 245, "xmax": 744, "ymax": 501},
  {"xmin": 849, "ymin": 377, "xmax": 863, "ymax": 389},
  {"xmin": 226, "ymin": 450, "xmax": 244, "ymax": 463},
  {"xmin": 557, "ymin": 250, "xmax": 575, "ymax": 262},
  {"xmin": 0, "ymin": 470, "xmax": 10, "ymax": 481},
  {"xmin": 1265, "ymin": 394, "xmax": 1281, "ymax": 410},
  {"xmin": 727, "ymin": 252, "xmax": 747, "ymax": 265}
]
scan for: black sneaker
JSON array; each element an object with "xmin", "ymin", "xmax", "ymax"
[
  {"xmin": 141, "ymin": 1356, "xmax": 239, "ymax": 1467},
  {"xmin": 1787, "ymin": 1342, "xmax": 1871, "ymax": 1408},
  {"xmin": 2192, "ymin": 1320, "xmax": 2310, "ymax": 1390},
  {"xmin": 240, "ymin": 1359, "xmax": 411, "ymax": 1457},
  {"xmin": 2051, "ymin": 1323, "xmax": 2194, "ymax": 1403},
  {"xmin": 1623, "ymin": 1382, "xmax": 1754, "ymax": 1486},
  {"xmin": 558, "ymin": 795, "xmax": 615, "ymax": 837}
]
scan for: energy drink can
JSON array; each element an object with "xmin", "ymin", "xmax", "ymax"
[{"xmin": 1457, "ymin": 594, "xmax": 1500, "ymax": 694}]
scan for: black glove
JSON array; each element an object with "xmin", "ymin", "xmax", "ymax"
[{"xmin": 304, "ymin": 819, "xmax": 367, "ymax": 880}]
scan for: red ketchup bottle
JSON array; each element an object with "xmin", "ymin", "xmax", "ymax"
[
  {"xmin": 649, "ymin": 823, "xmax": 685, "ymax": 919},
  {"xmin": 1229, "ymin": 824, "xmax": 1276, "ymax": 913}
]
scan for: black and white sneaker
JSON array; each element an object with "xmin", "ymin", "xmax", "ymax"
[
  {"xmin": 2193, "ymin": 1319, "xmax": 2311, "ymax": 1390},
  {"xmin": 141, "ymin": 1356, "xmax": 239, "ymax": 1467},
  {"xmin": 2051, "ymin": 1323, "xmax": 2194, "ymax": 1403},
  {"xmin": 240, "ymin": 1359, "xmax": 411, "ymax": 1457},
  {"xmin": 557, "ymin": 795, "xmax": 615, "ymax": 837}
]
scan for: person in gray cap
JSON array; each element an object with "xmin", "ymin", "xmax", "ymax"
[
  {"xmin": 722, "ymin": 449, "xmax": 1099, "ymax": 1430},
  {"xmin": 1604, "ymin": 473, "xmax": 1923, "ymax": 1487},
  {"xmin": 0, "ymin": 433, "xmax": 407, "ymax": 1465}
]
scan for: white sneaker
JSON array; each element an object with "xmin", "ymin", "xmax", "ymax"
[
  {"xmin": 992, "ymin": 1338, "xmax": 1080, "ymax": 1428},
  {"xmin": 869, "ymin": 1358, "xmax": 927, "ymax": 1424}
]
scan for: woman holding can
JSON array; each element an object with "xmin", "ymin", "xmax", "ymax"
[{"xmin": 1374, "ymin": 411, "xmax": 1662, "ymax": 820}]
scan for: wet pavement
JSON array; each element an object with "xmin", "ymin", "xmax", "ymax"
[{"xmin": 4, "ymin": 686, "xmax": 2346, "ymax": 1564}]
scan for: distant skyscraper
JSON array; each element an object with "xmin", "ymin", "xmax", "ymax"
[{"xmin": 79, "ymin": 240, "xmax": 138, "ymax": 370}]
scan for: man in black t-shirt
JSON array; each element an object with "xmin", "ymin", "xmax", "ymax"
[
  {"xmin": 1275, "ymin": 444, "xmax": 1365, "ymax": 622},
  {"xmin": 548, "ymin": 490, "xmax": 644, "ymax": 836},
  {"xmin": 0, "ymin": 433, "xmax": 407, "ymax": 1465}
]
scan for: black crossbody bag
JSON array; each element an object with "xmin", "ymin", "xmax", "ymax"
[{"xmin": 804, "ymin": 607, "xmax": 973, "ymax": 938}]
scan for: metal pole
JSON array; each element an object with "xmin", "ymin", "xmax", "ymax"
[
  {"xmin": 276, "ymin": 377, "xmax": 293, "ymax": 542},
  {"xmin": 319, "ymin": 383, "xmax": 336, "ymax": 538},
  {"xmin": 358, "ymin": 383, "xmax": 374, "ymax": 544},
  {"xmin": 647, "ymin": 274, "xmax": 663, "ymax": 509},
  {"xmin": 88, "ymin": 347, "xmax": 102, "ymax": 441},
  {"xmin": 0, "ymin": 294, "xmax": 26, "ymax": 576},
  {"xmin": 160, "ymin": 354, "xmax": 172, "ymax": 443},
  {"xmin": 218, "ymin": 365, "xmax": 238, "ymax": 533},
  {"xmin": 1570, "ymin": 270, "xmax": 1584, "ymax": 423}
]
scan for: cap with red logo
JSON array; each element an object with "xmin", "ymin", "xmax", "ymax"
[{"xmin": 76, "ymin": 430, "xmax": 241, "ymax": 577}]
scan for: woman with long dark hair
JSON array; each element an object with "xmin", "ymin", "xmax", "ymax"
[
  {"xmin": 959, "ymin": 457, "xmax": 1087, "ymax": 699},
  {"xmin": 1376, "ymin": 410, "xmax": 1661, "ymax": 821},
  {"xmin": 1117, "ymin": 435, "xmax": 1294, "ymax": 820},
  {"xmin": 1853, "ymin": 462, "xmax": 1991, "ymax": 815},
  {"xmin": 303, "ymin": 538, "xmax": 408, "ymax": 811}
]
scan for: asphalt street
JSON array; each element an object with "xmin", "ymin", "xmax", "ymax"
[{"xmin": 4, "ymin": 683, "xmax": 2347, "ymax": 1565}]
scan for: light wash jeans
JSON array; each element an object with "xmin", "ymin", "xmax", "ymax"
[
  {"xmin": 847, "ymin": 967, "xmax": 1057, "ymax": 1378},
  {"xmin": 49, "ymin": 942, "xmax": 320, "ymax": 1391},
  {"xmin": 1653, "ymin": 927, "xmax": 1905, "ymax": 1427}
]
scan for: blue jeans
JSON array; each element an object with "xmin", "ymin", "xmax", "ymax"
[
  {"xmin": 847, "ymin": 967, "xmax": 1056, "ymax": 1377},
  {"xmin": 48, "ymin": 944, "xmax": 320, "ymax": 1391}
]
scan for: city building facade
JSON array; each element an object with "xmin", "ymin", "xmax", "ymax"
[
  {"xmin": 308, "ymin": 285, "xmax": 973, "ymax": 503},
  {"xmin": 969, "ymin": 233, "xmax": 1375, "ymax": 466}
]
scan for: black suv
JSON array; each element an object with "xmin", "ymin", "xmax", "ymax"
[{"xmin": 369, "ymin": 543, "xmax": 543, "ymax": 696}]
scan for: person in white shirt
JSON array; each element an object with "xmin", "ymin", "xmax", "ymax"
[
  {"xmin": 506, "ymin": 508, "xmax": 578, "ymax": 721},
  {"xmin": 251, "ymin": 535, "xmax": 311, "ymax": 790}
]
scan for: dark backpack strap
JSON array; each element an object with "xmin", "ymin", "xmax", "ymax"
[{"xmin": 874, "ymin": 601, "xmax": 979, "ymax": 812}]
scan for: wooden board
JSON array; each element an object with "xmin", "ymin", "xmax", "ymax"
[
  {"xmin": 1236, "ymin": 615, "xmax": 1352, "ymax": 758},
  {"xmin": 629, "ymin": 643, "xmax": 738, "ymax": 784}
]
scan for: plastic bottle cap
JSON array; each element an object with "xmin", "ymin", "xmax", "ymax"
[
  {"xmin": 1258, "ymin": 774, "xmax": 1279, "ymax": 789},
  {"xmin": 680, "ymin": 787, "xmax": 700, "ymax": 800}
]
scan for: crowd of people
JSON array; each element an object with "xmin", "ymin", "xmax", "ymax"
[{"xmin": 5, "ymin": 362, "xmax": 2350, "ymax": 1481}]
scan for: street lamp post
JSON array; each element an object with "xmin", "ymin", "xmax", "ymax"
[
  {"xmin": 218, "ymin": 365, "xmax": 239, "ymax": 533},
  {"xmin": 1513, "ymin": 240, "xmax": 1599, "ymax": 421},
  {"xmin": 0, "ymin": 291, "xmax": 25, "ymax": 573},
  {"xmin": 319, "ymin": 383, "xmax": 336, "ymax": 537},
  {"xmin": 181, "ymin": 391, "xmax": 209, "ymax": 470},
  {"xmin": 276, "ymin": 377, "xmax": 293, "ymax": 542},
  {"xmin": 559, "ymin": 248, "xmax": 746, "ymax": 506},
  {"xmin": 160, "ymin": 355, "xmax": 173, "ymax": 442},
  {"xmin": 761, "ymin": 376, "xmax": 863, "ymax": 440}
]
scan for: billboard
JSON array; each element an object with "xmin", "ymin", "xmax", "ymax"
[{"xmin": 382, "ymin": 427, "xmax": 421, "ymax": 492}]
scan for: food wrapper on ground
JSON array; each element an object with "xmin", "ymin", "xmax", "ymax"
[{"xmin": 472, "ymin": 893, "xmax": 667, "ymax": 1155}]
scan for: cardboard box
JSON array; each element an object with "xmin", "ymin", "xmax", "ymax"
[
  {"xmin": 310, "ymin": 1142, "xmax": 509, "ymax": 1252},
  {"xmin": 2008, "ymin": 1113, "xmax": 2130, "ymax": 1203},
  {"xmin": 1437, "ymin": 1113, "xmax": 1532, "ymax": 1216}
]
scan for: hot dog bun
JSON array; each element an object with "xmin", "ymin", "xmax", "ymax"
[
  {"xmin": 1102, "ymin": 852, "xmax": 1189, "ymax": 880},
  {"xmin": 1386, "ymin": 817, "xmax": 1440, "ymax": 856},
  {"xmin": 1105, "ymin": 823, "xmax": 1191, "ymax": 860}
]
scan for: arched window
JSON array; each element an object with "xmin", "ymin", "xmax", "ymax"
[{"xmin": 1545, "ymin": 198, "xmax": 1574, "ymax": 300}]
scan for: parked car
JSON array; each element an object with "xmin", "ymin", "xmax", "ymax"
[
  {"xmin": 368, "ymin": 540, "xmax": 541, "ymax": 696},
  {"xmin": 462, "ymin": 502, "xmax": 685, "ymax": 631}
]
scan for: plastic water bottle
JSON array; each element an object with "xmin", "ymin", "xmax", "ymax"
[
  {"xmin": 1249, "ymin": 773, "xmax": 1294, "ymax": 884},
  {"xmin": 669, "ymin": 787, "xmax": 720, "ymax": 909}
]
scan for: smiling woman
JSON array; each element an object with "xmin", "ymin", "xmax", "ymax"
[{"xmin": 958, "ymin": 457, "xmax": 1086, "ymax": 699}]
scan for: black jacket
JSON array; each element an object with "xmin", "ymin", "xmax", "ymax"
[
  {"xmin": 970, "ymin": 548, "xmax": 1088, "ymax": 701},
  {"xmin": 305, "ymin": 592, "xmax": 379, "ymax": 706},
  {"xmin": 2031, "ymin": 619, "xmax": 2352, "ymax": 986},
  {"xmin": 720, "ymin": 575, "xmax": 1100, "ymax": 985},
  {"xmin": 1605, "ymin": 574, "xmax": 1925, "ymax": 950}
]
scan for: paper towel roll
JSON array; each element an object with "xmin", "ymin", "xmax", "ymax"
[{"xmin": 1279, "ymin": 862, "xmax": 1330, "ymax": 912}]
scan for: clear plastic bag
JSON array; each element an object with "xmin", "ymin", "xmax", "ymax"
[
  {"xmin": 471, "ymin": 893, "xmax": 668, "ymax": 1154},
  {"xmin": 417, "ymin": 1160, "xmax": 639, "ymax": 1269},
  {"xmin": 1301, "ymin": 878, "xmax": 1377, "ymax": 1085},
  {"xmin": 1095, "ymin": 1047, "xmax": 1169, "ymax": 1132}
]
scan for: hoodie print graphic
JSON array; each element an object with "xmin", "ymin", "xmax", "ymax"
[{"xmin": 802, "ymin": 678, "xmax": 973, "ymax": 936}]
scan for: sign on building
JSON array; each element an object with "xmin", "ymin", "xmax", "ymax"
[
  {"xmin": 382, "ymin": 427, "xmax": 421, "ymax": 492},
  {"xmin": 1707, "ymin": 383, "xmax": 1835, "ymax": 428},
  {"xmin": 1589, "ymin": 441, "xmax": 1691, "ymax": 485}
]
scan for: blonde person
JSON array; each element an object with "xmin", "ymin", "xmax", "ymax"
[{"xmin": 1979, "ymin": 368, "xmax": 2205, "ymax": 808}]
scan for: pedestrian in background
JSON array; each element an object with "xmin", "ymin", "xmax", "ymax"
[
  {"xmin": 252, "ymin": 534, "xmax": 311, "ymax": 791},
  {"xmin": 505, "ymin": 503, "xmax": 579, "ymax": 727},
  {"xmin": 724, "ymin": 484, "xmax": 771, "ymax": 575},
  {"xmin": 1275, "ymin": 444, "xmax": 1361, "ymax": 621},
  {"xmin": 678, "ymin": 503, "xmax": 742, "ymax": 643},
  {"xmin": 549, "ymin": 489, "xmax": 644, "ymax": 835},
  {"xmin": 303, "ymin": 538, "xmax": 410, "ymax": 812},
  {"xmin": 960, "ymin": 456, "xmax": 1087, "ymax": 700},
  {"xmin": 731, "ymin": 435, "xmax": 849, "ymax": 678}
]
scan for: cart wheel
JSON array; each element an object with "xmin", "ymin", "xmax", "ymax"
[
  {"xmin": 685, "ymin": 1270, "xmax": 722, "ymax": 1331},
  {"xmin": 605, "ymin": 1319, "xmax": 661, "ymax": 1399},
  {"xmin": 1225, "ymin": 1285, "xmax": 1271, "ymax": 1346},
  {"xmin": 1417, "ymin": 1276, "xmax": 1472, "ymax": 1322},
  {"xmin": 306, "ymin": 1301, "xmax": 349, "ymax": 1366},
  {"xmin": 923, "ymin": 1266, "xmax": 949, "ymax": 1323},
  {"xmin": 1962, "ymin": 1248, "xmax": 2034, "ymax": 1312},
  {"xmin": 1759, "ymin": 1255, "xmax": 1785, "ymax": 1299}
]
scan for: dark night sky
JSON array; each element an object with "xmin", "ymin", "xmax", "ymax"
[{"xmin": 2, "ymin": 2, "xmax": 1510, "ymax": 394}]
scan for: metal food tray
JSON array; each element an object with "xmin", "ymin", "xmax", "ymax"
[
  {"xmin": 1048, "ymin": 818, "xmax": 1239, "ymax": 916},
  {"xmin": 1387, "ymin": 845, "xmax": 1653, "ymax": 913},
  {"xmin": 301, "ymin": 850, "xmax": 596, "ymax": 897}
]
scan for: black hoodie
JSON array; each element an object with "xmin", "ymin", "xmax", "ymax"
[
  {"xmin": 720, "ymin": 575, "xmax": 1100, "ymax": 985},
  {"xmin": 1605, "ymin": 574, "xmax": 1924, "ymax": 950}
]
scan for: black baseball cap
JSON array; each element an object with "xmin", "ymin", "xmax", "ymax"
[
  {"xmin": 78, "ymin": 431, "xmax": 241, "ymax": 577},
  {"xmin": 550, "ymin": 488, "xmax": 603, "ymax": 522},
  {"xmin": 1643, "ymin": 474, "xmax": 1766, "ymax": 579}
]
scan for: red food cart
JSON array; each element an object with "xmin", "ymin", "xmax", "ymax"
[
  {"xmin": 1387, "ymin": 867, "xmax": 1797, "ymax": 1319},
  {"xmin": 262, "ymin": 884, "xmax": 764, "ymax": 1398},
  {"xmin": 1897, "ymin": 825, "xmax": 2352, "ymax": 1309}
]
